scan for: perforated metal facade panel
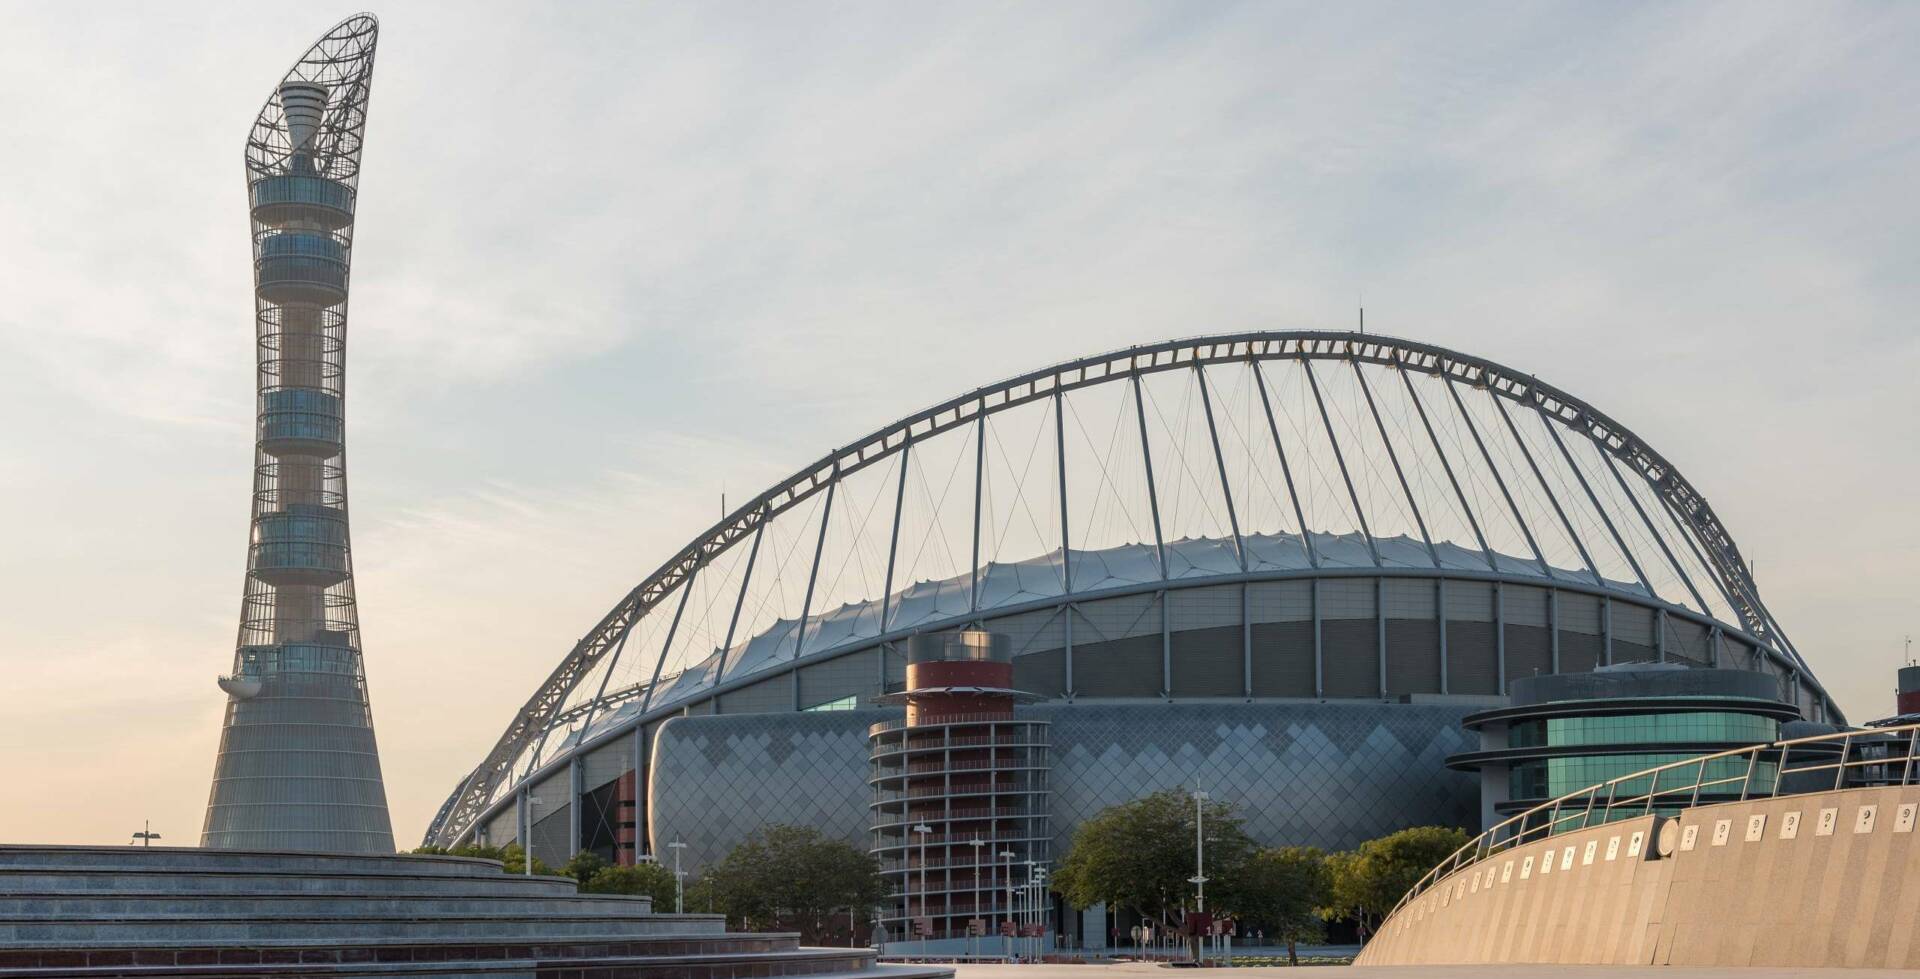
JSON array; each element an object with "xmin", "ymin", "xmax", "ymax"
[
  {"xmin": 648, "ymin": 702, "xmax": 1479, "ymax": 874},
  {"xmin": 1250, "ymin": 621, "xmax": 1314, "ymax": 696},
  {"xmin": 581, "ymin": 737, "xmax": 632, "ymax": 792},
  {"xmin": 798, "ymin": 648, "xmax": 880, "ymax": 709},
  {"xmin": 715, "ymin": 671, "xmax": 795, "ymax": 714}
]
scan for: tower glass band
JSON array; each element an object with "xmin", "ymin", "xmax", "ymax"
[{"xmin": 202, "ymin": 14, "xmax": 394, "ymax": 853}]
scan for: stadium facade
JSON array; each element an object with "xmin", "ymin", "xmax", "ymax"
[
  {"xmin": 426, "ymin": 332, "xmax": 1837, "ymax": 937},
  {"xmin": 203, "ymin": 14, "xmax": 395, "ymax": 852}
]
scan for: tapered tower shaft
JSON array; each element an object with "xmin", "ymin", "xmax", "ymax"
[{"xmin": 203, "ymin": 14, "xmax": 393, "ymax": 853}]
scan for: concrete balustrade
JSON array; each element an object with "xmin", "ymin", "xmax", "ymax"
[{"xmin": 1356, "ymin": 784, "xmax": 1920, "ymax": 969}]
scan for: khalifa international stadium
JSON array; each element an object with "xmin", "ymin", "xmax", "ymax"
[{"xmin": 425, "ymin": 332, "xmax": 1838, "ymax": 914}]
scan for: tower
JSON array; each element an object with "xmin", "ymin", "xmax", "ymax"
[
  {"xmin": 203, "ymin": 14, "xmax": 393, "ymax": 853},
  {"xmin": 868, "ymin": 630, "xmax": 1050, "ymax": 951}
]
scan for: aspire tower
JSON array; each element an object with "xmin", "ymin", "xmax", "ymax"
[{"xmin": 203, "ymin": 14, "xmax": 393, "ymax": 852}]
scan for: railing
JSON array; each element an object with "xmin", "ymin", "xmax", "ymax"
[
  {"xmin": 1386, "ymin": 721, "xmax": 1920, "ymax": 921},
  {"xmin": 870, "ymin": 715, "xmax": 1050, "ymax": 736}
]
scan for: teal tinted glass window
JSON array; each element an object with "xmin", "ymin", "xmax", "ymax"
[
  {"xmin": 1508, "ymin": 711, "xmax": 1777, "ymax": 749},
  {"xmin": 1511, "ymin": 754, "xmax": 1776, "ymax": 801}
]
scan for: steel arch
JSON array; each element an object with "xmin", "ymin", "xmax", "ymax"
[{"xmin": 429, "ymin": 330, "xmax": 1815, "ymax": 846}]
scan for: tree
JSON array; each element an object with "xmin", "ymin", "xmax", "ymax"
[
  {"xmin": 695, "ymin": 825, "xmax": 887, "ymax": 943},
  {"xmin": 561, "ymin": 851, "xmax": 609, "ymax": 884},
  {"xmin": 1228, "ymin": 846, "xmax": 1329, "ymax": 966},
  {"xmin": 1051, "ymin": 790, "xmax": 1257, "ymax": 940},
  {"xmin": 1320, "ymin": 826, "xmax": 1469, "ymax": 943},
  {"xmin": 411, "ymin": 842, "xmax": 554, "ymax": 877},
  {"xmin": 581, "ymin": 862, "xmax": 679, "ymax": 906}
]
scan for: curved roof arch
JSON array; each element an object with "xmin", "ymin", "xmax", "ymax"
[{"xmin": 427, "ymin": 331, "xmax": 1824, "ymax": 844}]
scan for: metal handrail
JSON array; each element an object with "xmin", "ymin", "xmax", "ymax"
[
  {"xmin": 869, "ymin": 714, "xmax": 1050, "ymax": 736},
  {"xmin": 1385, "ymin": 721, "xmax": 1920, "ymax": 920}
]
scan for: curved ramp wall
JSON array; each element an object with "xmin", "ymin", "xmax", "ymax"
[{"xmin": 1356, "ymin": 784, "xmax": 1920, "ymax": 970}]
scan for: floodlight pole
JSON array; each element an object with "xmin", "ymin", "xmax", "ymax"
[
  {"xmin": 970, "ymin": 837, "xmax": 986, "ymax": 959},
  {"xmin": 668, "ymin": 841, "xmax": 687, "ymax": 914},
  {"xmin": 1190, "ymin": 790, "xmax": 1210, "ymax": 963},
  {"xmin": 999, "ymin": 849, "xmax": 1015, "ymax": 962},
  {"xmin": 131, "ymin": 820, "xmax": 161, "ymax": 847},
  {"xmin": 913, "ymin": 824, "xmax": 933, "ymax": 953}
]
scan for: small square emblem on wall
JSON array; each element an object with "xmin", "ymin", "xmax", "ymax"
[
  {"xmin": 1501, "ymin": 861, "xmax": 1513, "ymax": 884},
  {"xmin": 1855, "ymin": 805, "xmax": 1877, "ymax": 834},
  {"xmin": 1521, "ymin": 855, "xmax": 1534, "ymax": 879},
  {"xmin": 1628, "ymin": 831, "xmax": 1644, "ymax": 858},
  {"xmin": 1583, "ymin": 840, "xmax": 1598, "ymax": 865},
  {"xmin": 1711, "ymin": 819, "xmax": 1733, "ymax": 847},
  {"xmin": 1539, "ymin": 849, "xmax": 1554, "ymax": 875},
  {"xmin": 1486, "ymin": 866, "xmax": 1498, "ymax": 889},
  {"xmin": 1895, "ymin": 804, "xmax": 1917, "ymax": 834},
  {"xmin": 1781, "ymin": 810, "xmax": 1801, "ymax": 840},
  {"xmin": 1817, "ymin": 807, "xmax": 1839, "ymax": 837},
  {"xmin": 1456, "ymin": 881, "xmax": 1465, "ymax": 900},
  {"xmin": 1605, "ymin": 836, "xmax": 1620, "ymax": 861},
  {"xmin": 1470, "ymin": 873, "xmax": 1479, "ymax": 894},
  {"xmin": 1561, "ymin": 845, "xmax": 1575, "ymax": 871},
  {"xmin": 1745, "ymin": 814, "xmax": 1766, "ymax": 842},
  {"xmin": 1680, "ymin": 824, "xmax": 1700, "ymax": 851}
]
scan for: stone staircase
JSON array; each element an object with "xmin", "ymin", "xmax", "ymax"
[{"xmin": 0, "ymin": 846, "xmax": 954, "ymax": 979}]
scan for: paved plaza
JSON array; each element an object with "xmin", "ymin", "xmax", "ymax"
[{"xmin": 954, "ymin": 963, "xmax": 1920, "ymax": 979}]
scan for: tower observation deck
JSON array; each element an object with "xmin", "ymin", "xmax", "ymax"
[{"xmin": 202, "ymin": 14, "xmax": 394, "ymax": 852}]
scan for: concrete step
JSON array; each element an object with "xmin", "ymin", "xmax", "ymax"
[
  {"xmin": 0, "ymin": 913, "xmax": 735, "ymax": 944},
  {"xmin": 0, "ymin": 949, "xmax": 900, "ymax": 979},
  {"xmin": 0, "ymin": 892, "xmax": 655, "ymax": 918},
  {"xmin": 0, "ymin": 847, "xmax": 508, "ymax": 880},
  {"xmin": 0, "ymin": 933, "xmax": 829, "ymax": 974},
  {"xmin": 0, "ymin": 869, "xmax": 580, "ymax": 898}
]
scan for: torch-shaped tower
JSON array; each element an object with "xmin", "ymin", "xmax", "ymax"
[{"xmin": 203, "ymin": 14, "xmax": 393, "ymax": 852}]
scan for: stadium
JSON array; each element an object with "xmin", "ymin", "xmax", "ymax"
[{"xmin": 425, "ymin": 331, "xmax": 1838, "ymax": 940}]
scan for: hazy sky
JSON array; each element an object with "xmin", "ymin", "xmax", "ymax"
[{"xmin": 1, "ymin": 1, "xmax": 1915, "ymax": 848}]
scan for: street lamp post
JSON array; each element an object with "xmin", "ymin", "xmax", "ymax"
[
  {"xmin": 130, "ymin": 821, "xmax": 160, "ymax": 847},
  {"xmin": 998, "ymin": 849, "xmax": 1015, "ymax": 962},
  {"xmin": 667, "ymin": 841, "xmax": 687, "ymax": 914},
  {"xmin": 969, "ymin": 837, "xmax": 986, "ymax": 959},
  {"xmin": 912, "ymin": 824, "xmax": 933, "ymax": 954},
  {"xmin": 1189, "ymin": 790, "xmax": 1209, "ymax": 964},
  {"xmin": 522, "ymin": 795, "xmax": 542, "ymax": 877}
]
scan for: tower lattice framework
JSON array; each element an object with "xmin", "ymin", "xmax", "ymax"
[{"xmin": 203, "ymin": 13, "xmax": 394, "ymax": 853}]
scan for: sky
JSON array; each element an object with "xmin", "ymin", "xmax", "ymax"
[{"xmin": 0, "ymin": 0, "xmax": 1915, "ymax": 848}]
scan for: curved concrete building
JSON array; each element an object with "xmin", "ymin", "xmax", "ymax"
[
  {"xmin": 203, "ymin": 14, "xmax": 394, "ymax": 853},
  {"xmin": 426, "ymin": 333, "xmax": 1838, "ymax": 945}
]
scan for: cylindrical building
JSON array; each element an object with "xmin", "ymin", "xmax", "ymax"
[
  {"xmin": 869, "ymin": 631, "xmax": 1049, "ymax": 950},
  {"xmin": 202, "ymin": 15, "xmax": 394, "ymax": 853}
]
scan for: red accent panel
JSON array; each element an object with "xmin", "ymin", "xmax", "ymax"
[{"xmin": 908, "ymin": 661, "xmax": 1013, "ymax": 689}]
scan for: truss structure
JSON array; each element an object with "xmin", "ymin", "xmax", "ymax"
[
  {"xmin": 428, "ymin": 332, "xmax": 1830, "ymax": 848},
  {"xmin": 203, "ymin": 14, "xmax": 394, "ymax": 852}
]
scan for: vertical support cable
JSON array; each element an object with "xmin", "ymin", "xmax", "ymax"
[
  {"xmin": 881, "ymin": 438, "xmax": 913, "ymax": 639},
  {"xmin": 1396, "ymin": 361, "xmax": 1494, "ymax": 570},
  {"xmin": 715, "ymin": 512, "xmax": 766, "ymax": 684},
  {"xmin": 1442, "ymin": 375, "xmax": 1548, "ymax": 575},
  {"xmin": 1597, "ymin": 450, "xmax": 1711, "ymax": 614},
  {"xmin": 792, "ymin": 475, "xmax": 837, "ymax": 662},
  {"xmin": 1161, "ymin": 589, "xmax": 1172, "ymax": 699},
  {"xmin": 1656, "ymin": 491, "xmax": 1745, "ymax": 628},
  {"xmin": 1131, "ymin": 373, "xmax": 1168, "ymax": 579},
  {"xmin": 1535, "ymin": 401, "xmax": 1653, "ymax": 597},
  {"xmin": 1195, "ymin": 364, "xmax": 1245, "ymax": 570},
  {"xmin": 1054, "ymin": 389, "xmax": 1073, "ymax": 697},
  {"xmin": 1252, "ymin": 360, "xmax": 1317, "ymax": 568},
  {"xmin": 1352, "ymin": 361, "xmax": 1437, "ymax": 567},
  {"xmin": 572, "ymin": 619, "xmax": 637, "ymax": 753},
  {"xmin": 638, "ymin": 570, "xmax": 699, "ymax": 715},
  {"xmin": 1303, "ymin": 359, "xmax": 1378, "ymax": 566},
  {"xmin": 970, "ymin": 410, "xmax": 986, "ymax": 614},
  {"xmin": 1489, "ymin": 394, "xmax": 1597, "ymax": 581}
]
